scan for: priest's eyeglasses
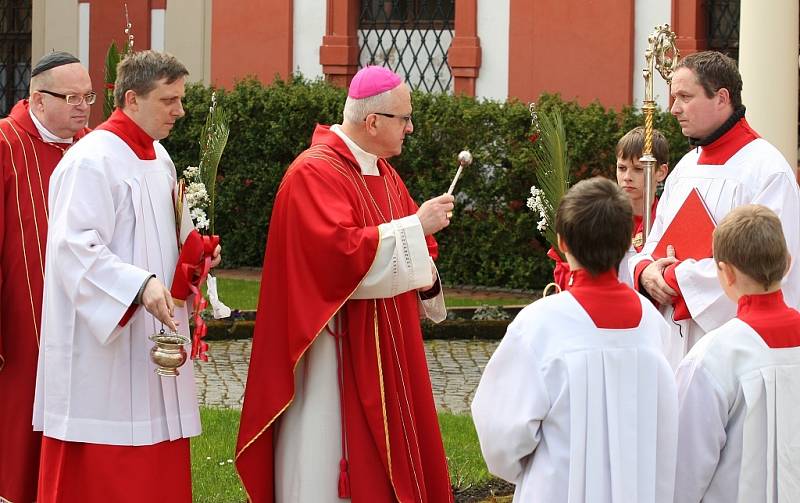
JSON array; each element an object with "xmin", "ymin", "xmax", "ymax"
[
  {"xmin": 39, "ymin": 90, "xmax": 97, "ymax": 106},
  {"xmin": 371, "ymin": 112, "xmax": 413, "ymax": 127}
]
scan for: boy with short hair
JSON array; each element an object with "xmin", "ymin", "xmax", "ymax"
[
  {"xmin": 673, "ymin": 204, "xmax": 800, "ymax": 503},
  {"xmin": 549, "ymin": 127, "xmax": 670, "ymax": 288},
  {"xmin": 473, "ymin": 177, "xmax": 678, "ymax": 503},
  {"xmin": 615, "ymin": 126, "xmax": 669, "ymax": 281}
]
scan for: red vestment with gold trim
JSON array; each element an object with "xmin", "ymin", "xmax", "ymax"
[
  {"xmin": 0, "ymin": 100, "xmax": 88, "ymax": 503},
  {"xmin": 236, "ymin": 125, "xmax": 454, "ymax": 502}
]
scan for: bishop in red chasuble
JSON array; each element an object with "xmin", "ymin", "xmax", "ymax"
[{"xmin": 237, "ymin": 67, "xmax": 455, "ymax": 502}]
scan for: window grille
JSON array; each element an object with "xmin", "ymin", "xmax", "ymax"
[
  {"xmin": 0, "ymin": 0, "xmax": 32, "ymax": 117},
  {"xmin": 705, "ymin": 0, "xmax": 739, "ymax": 60},
  {"xmin": 358, "ymin": 0, "xmax": 455, "ymax": 93}
]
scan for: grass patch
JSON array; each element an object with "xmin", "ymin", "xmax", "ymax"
[
  {"xmin": 439, "ymin": 413, "xmax": 493, "ymax": 490},
  {"xmin": 191, "ymin": 408, "xmax": 245, "ymax": 502},
  {"xmin": 445, "ymin": 296, "xmax": 532, "ymax": 307},
  {"xmin": 207, "ymin": 278, "xmax": 261, "ymax": 311},
  {"xmin": 191, "ymin": 408, "xmax": 492, "ymax": 501},
  {"xmin": 211, "ymin": 277, "xmax": 531, "ymax": 311}
]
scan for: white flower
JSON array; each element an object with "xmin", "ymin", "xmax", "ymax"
[
  {"xmin": 537, "ymin": 217, "xmax": 548, "ymax": 232},
  {"xmin": 183, "ymin": 165, "xmax": 200, "ymax": 181},
  {"xmin": 186, "ymin": 182, "xmax": 209, "ymax": 208},
  {"xmin": 527, "ymin": 185, "xmax": 551, "ymax": 232},
  {"xmin": 191, "ymin": 207, "xmax": 210, "ymax": 230}
]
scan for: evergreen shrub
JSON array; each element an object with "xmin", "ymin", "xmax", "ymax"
[{"xmin": 164, "ymin": 77, "xmax": 687, "ymax": 289}]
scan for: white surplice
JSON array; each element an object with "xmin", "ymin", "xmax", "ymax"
[
  {"xmin": 32, "ymin": 129, "xmax": 200, "ymax": 446},
  {"xmin": 471, "ymin": 292, "xmax": 678, "ymax": 503},
  {"xmin": 273, "ymin": 124, "xmax": 446, "ymax": 503},
  {"xmin": 674, "ymin": 319, "xmax": 800, "ymax": 503},
  {"xmin": 629, "ymin": 139, "xmax": 800, "ymax": 368},
  {"xmin": 618, "ymin": 245, "xmax": 636, "ymax": 287}
]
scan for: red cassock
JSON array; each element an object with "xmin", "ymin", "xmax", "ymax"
[
  {"xmin": 236, "ymin": 125, "xmax": 454, "ymax": 502},
  {"xmin": 0, "ymin": 100, "xmax": 88, "ymax": 503}
]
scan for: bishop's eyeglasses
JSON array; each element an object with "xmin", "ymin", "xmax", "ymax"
[
  {"xmin": 39, "ymin": 90, "xmax": 97, "ymax": 106},
  {"xmin": 369, "ymin": 112, "xmax": 413, "ymax": 127}
]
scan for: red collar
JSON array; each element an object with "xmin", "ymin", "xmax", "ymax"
[
  {"xmin": 633, "ymin": 214, "xmax": 643, "ymax": 233},
  {"xmin": 737, "ymin": 290, "xmax": 787, "ymax": 317},
  {"xmin": 312, "ymin": 124, "xmax": 360, "ymax": 169},
  {"xmin": 737, "ymin": 290, "xmax": 800, "ymax": 348},
  {"xmin": 569, "ymin": 269, "xmax": 621, "ymax": 289},
  {"xmin": 697, "ymin": 118, "xmax": 759, "ymax": 165},
  {"xmin": 568, "ymin": 269, "xmax": 641, "ymax": 329},
  {"xmin": 95, "ymin": 108, "xmax": 156, "ymax": 160},
  {"xmin": 310, "ymin": 123, "xmax": 395, "ymax": 178},
  {"xmin": 5, "ymin": 99, "xmax": 89, "ymax": 144}
]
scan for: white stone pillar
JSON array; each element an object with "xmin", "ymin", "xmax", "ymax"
[
  {"xmin": 739, "ymin": 0, "xmax": 798, "ymax": 168},
  {"xmin": 150, "ymin": 8, "xmax": 166, "ymax": 52},
  {"xmin": 475, "ymin": 0, "xmax": 509, "ymax": 101},
  {"xmin": 632, "ymin": 0, "xmax": 672, "ymax": 111},
  {"xmin": 164, "ymin": 0, "xmax": 212, "ymax": 85},
  {"xmin": 79, "ymin": 2, "xmax": 90, "ymax": 68},
  {"xmin": 32, "ymin": 0, "xmax": 80, "ymax": 64},
  {"xmin": 293, "ymin": 0, "xmax": 326, "ymax": 80}
]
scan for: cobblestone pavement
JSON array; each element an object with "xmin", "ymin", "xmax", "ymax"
[{"xmin": 194, "ymin": 339, "xmax": 500, "ymax": 414}]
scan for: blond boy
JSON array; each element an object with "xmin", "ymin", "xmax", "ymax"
[{"xmin": 674, "ymin": 204, "xmax": 800, "ymax": 502}]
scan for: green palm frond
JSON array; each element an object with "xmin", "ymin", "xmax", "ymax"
[
  {"xmin": 103, "ymin": 42, "xmax": 121, "ymax": 120},
  {"xmin": 530, "ymin": 107, "xmax": 570, "ymax": 256},
  {"xmin": 198, "ymin": 97, "xmax": 230, "ymax": 235}
]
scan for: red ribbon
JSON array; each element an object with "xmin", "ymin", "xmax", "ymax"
[
  {"xmin": 170, "ymin": 230, "xmax": 219, "ymax": 361},
  {"xmin": 547, "ymin": 246, "xmax": 571, "ymax": 291}
]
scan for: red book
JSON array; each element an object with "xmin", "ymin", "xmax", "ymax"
[{"xmin": 652, "ymin": 188, "xmax": 716, "ymax": 260}]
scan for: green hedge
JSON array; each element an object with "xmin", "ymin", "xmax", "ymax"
[
  {"xmin": 203, "ymin": 319, "xmax": 511, "ymax": 341},
  {"xmin": 163, "ymin": 77, "xmax": 687, "ymax": 290}
]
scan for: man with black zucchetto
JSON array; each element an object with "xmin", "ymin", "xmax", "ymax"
[{"xmin": 0, "ymin": 51, "xmax": 92, "ymax": 503}]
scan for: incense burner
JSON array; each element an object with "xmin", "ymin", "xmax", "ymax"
[{"xmin": 149, "ymin": 330, "xmax": 190, "ymax": 377}]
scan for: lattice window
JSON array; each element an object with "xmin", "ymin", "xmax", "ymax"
[
  {"xmin": 705, "ymin": 0, "xmax": 740, "ymax": 60},
  {"xmin": 359, "ymin": 0, "xmax": 455, "ymax": 93},
  {"xmin": 0, "ymin": 0, "xmax": 32, "ymax": 117}
]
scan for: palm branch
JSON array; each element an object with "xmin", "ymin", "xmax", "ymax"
[
  {"xmin": 531, "ymin": 107, "xmax": 570, "ymax": 258},
  {"xmin": 103, "ymin": 42, "xmax": 121, "ymax": 120},
  {"xmin": 197, "ymin": 97, "xmax": 230, "ymax": 235}
]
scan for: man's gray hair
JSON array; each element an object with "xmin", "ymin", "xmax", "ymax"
[
  {"xmin": 342, "ymin": 89, "xmax": 396, "ymax": 124},
  {"xmin": 114, "ymin": 50, "xmax": 188, "ymax": 108}
]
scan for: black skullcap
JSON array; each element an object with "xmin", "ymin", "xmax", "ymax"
[{"xmin": 31, "ymin": 51, "xmax": 81, "ymax": 78}]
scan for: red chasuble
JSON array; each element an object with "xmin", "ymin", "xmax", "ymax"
[
  {"xmin": 34, "ymin": 108, "xmax": 192, "ymax": 503},
  {"xmin": 236, "ymin": 125, "xmax": 453, "ymax": 502},
  {"xmin": 0, "ymin": 100, "xmax": 88, "ymax": 503}
]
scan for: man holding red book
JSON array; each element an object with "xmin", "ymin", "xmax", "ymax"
[{"xmin": 630, "ymin": 51, "xmax": 800, "ymax": 368}]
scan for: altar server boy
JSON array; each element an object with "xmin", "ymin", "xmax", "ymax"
[
  {"xmin": 674, "ymin": 204, "xmax": 800, "ymax": 503},
  {"xmin": 472, "ymin": 177, "xmax": 678, "ymax": 503}
]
